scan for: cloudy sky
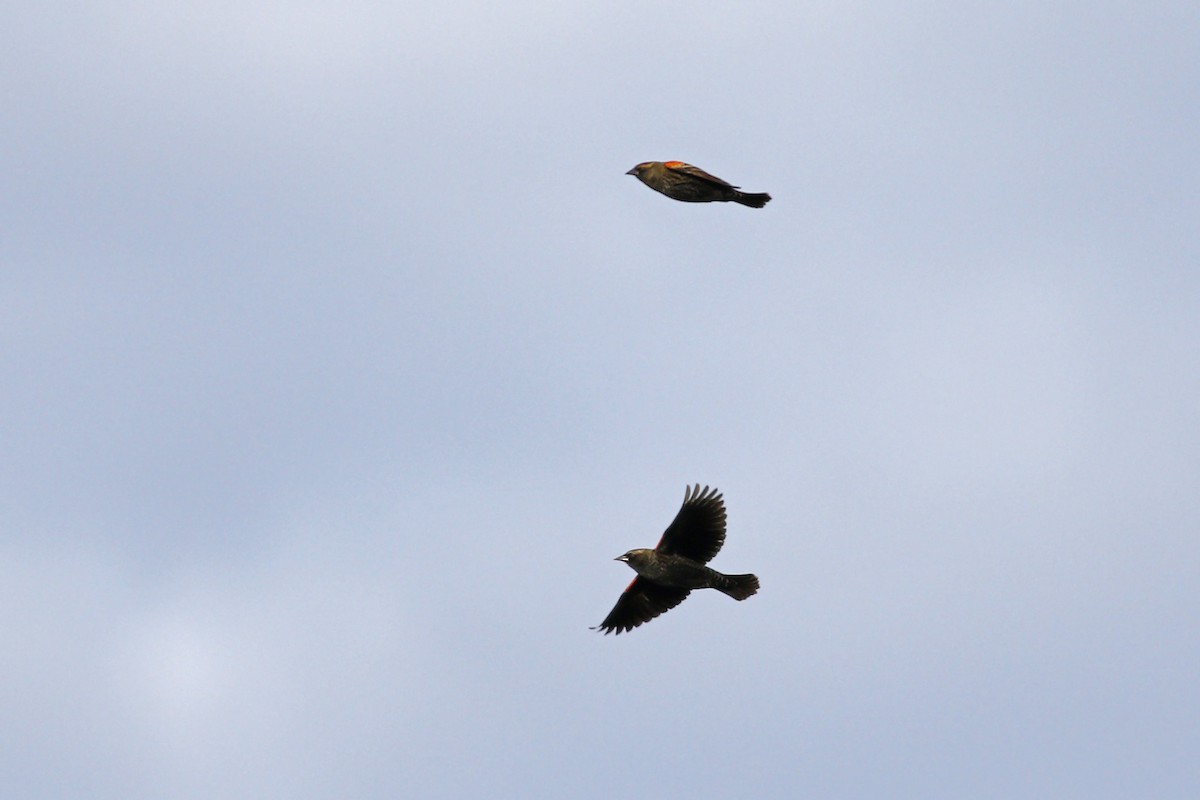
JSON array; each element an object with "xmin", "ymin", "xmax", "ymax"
[{"xmin": 4, "ymin": 2, "xmax": 1198, "ymax": 798}]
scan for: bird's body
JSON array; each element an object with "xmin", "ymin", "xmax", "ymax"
[
  {"xmin": 618, "ymin": 548, "xmax": 758, "ymax": 598},
  {"xmin": 594, "ymin": 485, "xmax": 760, "ymax": 635},
  {"xmin": 626, "ymin": 161, "xmax": 771, "ymax": 208}
]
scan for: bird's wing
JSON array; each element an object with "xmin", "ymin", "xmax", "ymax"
[
  {"xmin": 663, "ymin": 161, "xmax": 738, "ymax": 189},
  {"xmin": 593, "ymin": 577, "xmax": 691, "ymax": 635},
  {"xmin": 654, "ymin": 484, "xmax": 727, "ymax": 564}
]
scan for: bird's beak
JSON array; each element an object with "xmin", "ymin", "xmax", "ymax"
[
  {"xmin": 625, "ymin": 167, "xmax": 638, "ymax": 176},
  {"xmin": 614, "ymin": 554, "xmax": 629, "ymax": 562}
]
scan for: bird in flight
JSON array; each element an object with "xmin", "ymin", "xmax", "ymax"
[
  {"xmin": 625, "ymin": 161, "xmax": 771, "ymax": 208},
  {"xmin": 594, "ymin": 484, "xmax": 760, "ymax": 635}
]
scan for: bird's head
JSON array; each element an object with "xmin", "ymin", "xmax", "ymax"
[{"xmin": 615, "ymin": 548, "xmax": 654, "ymax": 567}]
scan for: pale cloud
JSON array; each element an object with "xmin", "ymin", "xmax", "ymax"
[{"xmin": 3, "ymin": 2, "xmax": 1198, "ymax": 797}]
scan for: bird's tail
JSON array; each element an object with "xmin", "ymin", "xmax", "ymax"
[
  {"xmin": 716, "ymin": 573, "xmax": 760, "ymax": 600},
  {"xmin": 732, "ymin": 191, "xmax": 771, "ymax": 208}
]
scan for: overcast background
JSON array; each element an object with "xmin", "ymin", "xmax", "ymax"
[{"xmin": 3, "ymin": 2, "xmax": 1198, "ymax": 798}]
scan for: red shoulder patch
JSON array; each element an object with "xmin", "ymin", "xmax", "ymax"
[{"xmin": 664, "ymin": 160, "xmax": 686, "ymax": 168}]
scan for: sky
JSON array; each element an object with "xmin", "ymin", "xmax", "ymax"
[{"xmin": 3, "ymin": 2, "xmax": 1198, "ymax": 798}]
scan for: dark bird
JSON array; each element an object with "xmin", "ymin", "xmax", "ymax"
[
  {"xmin": 593, "ymin": 484, "xmax": 760, "ymax": 635},
  {"xmin": 625, "ymin": 160, "xmax": 771, "ymax": 208}
]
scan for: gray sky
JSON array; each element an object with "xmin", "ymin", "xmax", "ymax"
[{"xmin": 4, "ymin": 3, "xmax": 1198, "ymax": 798}]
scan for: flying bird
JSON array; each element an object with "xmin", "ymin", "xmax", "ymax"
[
  {"xmin": 593, "ymin": 484, "xmax": 760, "ymax": 635},
  {"xmin": 625, "ymin": 161, "xmax": 771, "ymax": 208}
]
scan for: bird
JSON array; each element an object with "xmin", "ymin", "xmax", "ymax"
[
  {"xmin": 625, "ymin": 161, "xmax": 771, "ymax": 208},
  {"xmin": 593, "ymin": 484, "xmax": 760, "ymax": 635}
]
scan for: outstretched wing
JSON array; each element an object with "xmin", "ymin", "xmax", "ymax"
[
  {"xmin": 593, "ymin": 577, "xmax": 691, "ymax": 635},
  {"xmin": 655, "ymin": 484, "xmax": 727, "ymax": 564},
  {"xmin": 663, "ymin": 161, "xmax": 739, "ymax": 189}
]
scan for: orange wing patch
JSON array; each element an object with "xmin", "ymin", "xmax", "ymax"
[{"xmin": 663, "ymin": 160, "xmax": 686, "ymax": 168}]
